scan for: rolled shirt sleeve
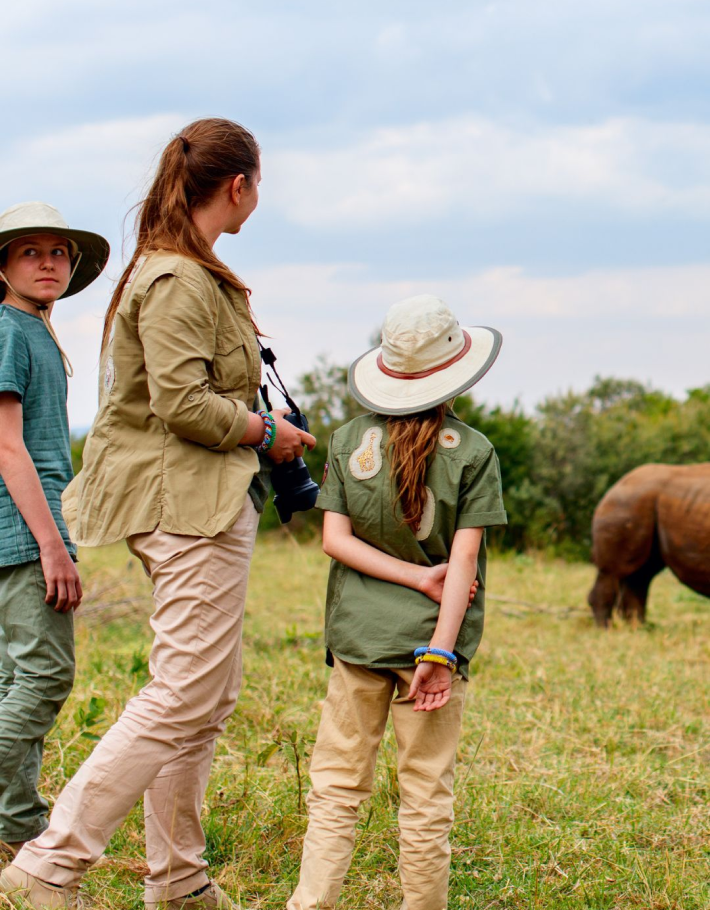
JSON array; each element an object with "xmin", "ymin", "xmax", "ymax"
[
  {"xmin": 456, "ymin": 446, "xmax": 508, "ymax": 529},
  {"xmin": 315, "ymin": 435, "xmax": 349, "ymax": 515},
  {"xmin": 0, "ymin": 320, "xmax": 31, "ymax": 401},
  {"xmin": 138, "ymin": 275, "xmax": 250, "ymax": 450}
]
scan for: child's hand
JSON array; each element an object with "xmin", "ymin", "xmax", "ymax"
[
  {"xmin": 417, "ymin": 563, "xmax": 479, "ymax": 607},
  {"xmin": 40, "ymin": 542, "xmax": 83, "ymax": 612},
  {"xmin": 408, "ymin": 661, "xmax": 453, "ymax": 712}
]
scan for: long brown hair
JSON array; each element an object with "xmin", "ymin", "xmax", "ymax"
[
  {"xmin": 387, "ymin": 403, "xmax": 448, "ymax": 531},
  {"xmin": 101, "ymin": 117, "xmax": 261, "ymax": 350}
]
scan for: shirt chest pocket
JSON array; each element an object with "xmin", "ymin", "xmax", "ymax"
[{"xmin": 211, "ymin": 326, "xmax": 247, "ymax": 392}]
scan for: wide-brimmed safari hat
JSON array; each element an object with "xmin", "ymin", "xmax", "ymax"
[
  {"xmin": 0, "ymin": 202, "xmax": 110, "ymax": 297},
  {"xmin": 349, "ymin": 294, "xmax": 502, "ymax": 416}
]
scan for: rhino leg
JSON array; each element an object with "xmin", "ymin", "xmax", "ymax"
[
  {"xmin": 588, "ymin": 571, "xmax": 619, "ymax": 627},
  {"xmin": 617, "ymin": 541, "xmax": 665, "ymax": 624}
]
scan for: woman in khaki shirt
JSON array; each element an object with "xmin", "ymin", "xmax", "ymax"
[{"xmin": 4, "ymin": 118, "xmax": 314, "ymax": 910}]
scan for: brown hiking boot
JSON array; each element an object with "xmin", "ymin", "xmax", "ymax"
[
  {"xmin": 0, "ymin": 863, "xmax": 82, "ymax": 908},
  {"xmin": 145, "ymin": 880, "xmax": 241, "ymax": 910}
]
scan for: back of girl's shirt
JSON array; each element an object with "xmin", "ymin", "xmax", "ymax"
[{"xmin": 316, "ymin": 411, "xmax": 507, "ymax": 678}]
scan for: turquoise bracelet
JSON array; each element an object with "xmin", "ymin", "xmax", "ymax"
[{"xmin": 255, "ymin": 409, "xmax": 276, "ymax": 453}]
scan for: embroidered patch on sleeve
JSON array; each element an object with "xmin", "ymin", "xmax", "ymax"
[
  {"xmin": 349, "ymin": 426, "xmax": 383, "ymax": 480},
  {"xmin": 103, "ymin": 355, "xmax": 115, "ymax": 393},
  {"xmin": 415, "ymin": 487, "xmax": 436, "ymax": 540},
  {"xmin": 438, "ymin": 427, "xmax": 461, "ymax": 449}
]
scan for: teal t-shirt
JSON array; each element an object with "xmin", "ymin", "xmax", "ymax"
[
  {"xmin": 317, "ymin": 412, "xmax": 507, "ymax": 679},
  {"xmin": 0, "ymin": 305, "xmax": 76, "ymax": 566}
]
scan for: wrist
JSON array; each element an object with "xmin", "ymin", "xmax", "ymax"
[
  {"xmin": 414, "ymin": 646, "xmax": 457, "ymax": 673},
  {"xmin": 38, "ymin": 536, "xmax": 66, "ymax": 555},
  {"xmin": 254, "ymin": 410, "xmax": 276, "ymax": 453}
]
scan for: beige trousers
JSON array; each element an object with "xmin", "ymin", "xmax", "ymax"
[
  {"xmin": 287, "ymin": 657, "xmax": 467, "ymax": 910},
  {"xmin": 15, "ymin": 499, "xmax": 259, "ymax": 903}
]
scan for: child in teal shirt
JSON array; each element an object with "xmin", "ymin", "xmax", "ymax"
[{"xmin": 0, "ymin": 202, "xmax": 108, "ymax": 854}]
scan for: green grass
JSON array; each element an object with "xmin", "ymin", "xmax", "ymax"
[{"xmin": 27, "ymin": 538, "xmax": 710, "ymax": 909}]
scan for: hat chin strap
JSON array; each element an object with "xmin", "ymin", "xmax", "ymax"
[{"xmin": 0, "ymin": 261, "xmax": 80, "ymax": 378}]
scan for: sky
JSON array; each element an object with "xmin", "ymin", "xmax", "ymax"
[{"xmin": 3, "ymin": 0, "xmax": 710, "ymax": 428}]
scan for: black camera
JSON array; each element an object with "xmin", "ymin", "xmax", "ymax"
[{"xmin": 270, "ymin": 410, "xmax": 320, "ymax": 524}]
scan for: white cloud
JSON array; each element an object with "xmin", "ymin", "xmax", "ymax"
[
  {"xmin": 59, "ymin": 260, "xmax": 710, "ymax": 428},
  {"xmin": 266, "ymin": 115, "xmax": 710, "ymax": 227}
]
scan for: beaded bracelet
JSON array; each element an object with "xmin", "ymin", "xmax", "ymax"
[
  {"xmin": 255, "ymin": 409, "xmax": 277, "ymax": 453},
  {"xmin": 415, "ymin": 653, "xmax": 457, "ymax": 673},
  {"xmin": 414, "ymin": 646, "xmax": 457, "ymax": 663}
]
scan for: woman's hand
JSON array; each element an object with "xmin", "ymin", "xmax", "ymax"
[
  {"xmin": 417, "ymin": 563, "xmax": 479, "ymax": 607},
  {"xmin": 267, "ymin": 409, "xmax": 316, "ymax": 464},
  {"xmin": 408, "ymin": 661, "xmax": 453, "ymax": 712}
]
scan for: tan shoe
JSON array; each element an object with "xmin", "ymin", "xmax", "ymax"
[
  {"xmin": 0, "ymin": 862, "xmax": 82, "ymax": 908},
  {"xmin": 145, "ymin": 880, "xmax": 241, "ymax": 910}
]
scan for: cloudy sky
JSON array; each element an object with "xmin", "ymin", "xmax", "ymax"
[{"xmin": 4, "ymin": 0, "xmax": 710, "ymax": 428}]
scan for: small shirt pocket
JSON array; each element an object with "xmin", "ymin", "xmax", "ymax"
[{"xmin": 211, "ymin": 325, "xmax": 246, "ymax": 392}]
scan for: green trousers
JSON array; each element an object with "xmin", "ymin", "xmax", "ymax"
[{"xmin": 0, "ymin": 560, "xmax": 75, "ymax": 842}]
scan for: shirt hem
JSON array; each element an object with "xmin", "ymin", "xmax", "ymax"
[
  {"xmin": 315, "ymin": 497, "xmax": 349, "ymax": 515},
  {"xmin": 328, "ymin": 648, "xmax": 471, "ymax": 680},
  {"xmin": 456, "ymin": 509, "xmax": 508, "ymax": 529}
]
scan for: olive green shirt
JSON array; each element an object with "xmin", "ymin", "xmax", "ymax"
[
  {"xmin": 65, "ymin": 252, "xmax": 262, "ymax": 545},
  {"xmin": 317, "ymin": 413, "xmax": 507, "ymax": 679}
]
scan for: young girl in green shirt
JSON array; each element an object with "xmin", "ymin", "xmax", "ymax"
[{"xmin": 288, "ymin": 294, "xmax": 507, "ymax": 910}]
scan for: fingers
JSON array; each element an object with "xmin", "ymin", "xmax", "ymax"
[
  {"xmin": 44, "ymin": 576, "xmax": 57, "ymax": 606},
  {"xmin": 53, "ymin": 579, "xmax": 68, "ymax": 613},
  {"xmin": 413, "ymin": 688, "xmax": 451, "ymax": 712}
]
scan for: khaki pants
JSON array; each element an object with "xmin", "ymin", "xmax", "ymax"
[
  {"xmin": 287, "ymin": 657, "xmax": 466, "ymax": 910},
  {"xmin": 16, "ymin": 500, "xmax": 259, "ymax": 903}
]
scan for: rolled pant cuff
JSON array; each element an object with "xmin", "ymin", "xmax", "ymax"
[
  {"xmin": 12, "ymin": 853, "xmax": 84, "ymax": 888},
  {"xmin": 144, "ymin": 870, "xmax": 210, "ymax": 903}
]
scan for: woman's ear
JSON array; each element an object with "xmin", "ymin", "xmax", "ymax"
[{"xmin": 229, "ymin": 174, "xmax": 247, "ymax": 205}]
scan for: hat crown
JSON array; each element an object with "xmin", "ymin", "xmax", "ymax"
[
  {"xmin": 0, "ymin": 202, "xmax": 69, "ymax": 235},
  {"xmin": 381, "ymin": 294, "xmax": 464, "ymax": 374}
]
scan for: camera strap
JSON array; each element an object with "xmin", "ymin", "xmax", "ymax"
[{"xmin": 257, "ymin": 339, "xmax": 300, "ymax": 416}]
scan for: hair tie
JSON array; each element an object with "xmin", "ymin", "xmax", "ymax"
[{"xmin": 179, "ymin": 135, "xmax": 190, "ymax": 153}]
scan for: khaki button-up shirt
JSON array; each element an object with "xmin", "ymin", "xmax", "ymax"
[{"xmin": 65, "ymin": 251, "xmax": 261, "ymax": 545}]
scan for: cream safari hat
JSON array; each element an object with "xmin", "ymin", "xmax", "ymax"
[
  {"xmin": 0, "ymin": 201, "xmax": 109, "ymax": 298},
  {"xmin": 349, "ymin": 294, "xmax": 502, "ymax": 416}
]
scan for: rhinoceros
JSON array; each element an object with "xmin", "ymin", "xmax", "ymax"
[{"xmin": 588, "ymin": 464, "xmax": 710, "ymax": 625}]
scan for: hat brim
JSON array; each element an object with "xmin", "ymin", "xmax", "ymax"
[
  {"xmin": 349, "ymin": 326, "xmax": 503, "ymax": 416},
  {"xmin": 0, "ymin": 227, "xmax": 110, "ymax": 297}
]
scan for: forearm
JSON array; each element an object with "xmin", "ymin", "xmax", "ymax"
[
  {"xmin": 428, "ymin": 528, "xmax": 483, "ymax": 652},
  {"xmin": 0, "ymin": 444, "xmax": 66, "ymax": 551},
  {"xmin": 323, "ymin": 513, "xmax": 428, "ymax": 592}
]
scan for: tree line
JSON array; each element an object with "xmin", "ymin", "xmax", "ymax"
[{"xmin": 71, "ymin": 363, "xmax": 710, "ymax": 559}]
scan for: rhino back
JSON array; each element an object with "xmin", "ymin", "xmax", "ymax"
[
  {"xmin": 656, "ymin": 465, "xmax": 710, "ymax": 595},
  {"xmin": 592, "ymin": 465, "xmax": 674, "ymax": 575}
]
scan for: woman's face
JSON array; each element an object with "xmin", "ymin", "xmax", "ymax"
[
  {"xmin": 2, "ymin": 233, "xmax": 73, "ymax": 305},
  {"xmin": 226, "ymin": 164, "xmax": 261, "ymax": 234}
]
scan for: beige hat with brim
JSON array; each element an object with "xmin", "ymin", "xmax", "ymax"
[
  {"xmin": 349, "ymin": 294, "xmax": 502, "ymax": 416},
  {"xmin": 0, "ymin": 202, "xmax": 110, "ymax": 297}
]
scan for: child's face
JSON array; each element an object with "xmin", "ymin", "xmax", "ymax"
[{"xmin": 2, "ymin": 233, "xmax": 73, "ymax": 305}]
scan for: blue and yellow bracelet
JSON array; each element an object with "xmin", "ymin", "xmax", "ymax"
[{"xmin": 414, "ymin": 646, "xmax": 458, "ymax": 673}]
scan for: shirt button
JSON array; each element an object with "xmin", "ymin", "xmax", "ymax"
[{"xmin": 188, "ymin": 394, "xmax": 195, "ymax": 401}]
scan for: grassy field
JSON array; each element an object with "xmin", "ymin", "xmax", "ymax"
[{"xmin": 27, "ymin": 536, "xmax": 710, "ymax": 909}]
